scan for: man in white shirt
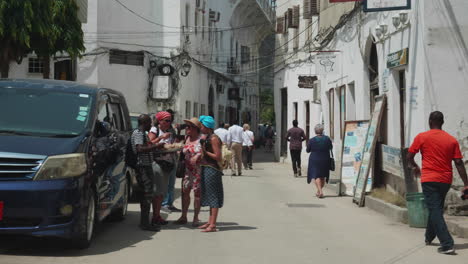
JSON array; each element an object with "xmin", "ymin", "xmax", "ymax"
[
  {"xmin": 228, "ymin": 121, "xmax": 244, "ymax": 176},
  {"xmin": 214, "ymin": 123, "xmax": 230, "ymax": 144},
  {"xmin": 242, "ymin": 124, "xmax": 255, "ymax": 170}
]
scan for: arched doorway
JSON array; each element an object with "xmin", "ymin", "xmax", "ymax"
[{"xmin": 368, "ymin": 40, "xmax": 379, "ymax": 112}]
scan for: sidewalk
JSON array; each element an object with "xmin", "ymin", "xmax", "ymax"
[{"xmin": 274, "ymin": 149, "xmax": 468, "ymax": 239}]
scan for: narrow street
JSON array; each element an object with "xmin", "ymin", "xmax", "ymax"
[{"xmin": 0, "ymin": 150, "xmax": 467, "ymax": 264}]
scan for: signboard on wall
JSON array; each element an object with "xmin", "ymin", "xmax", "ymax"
[
  {"xmin": 387, "ymin": 48, "xmax": 409, "ymax": 68},
  {"xmin": 315, "ymin": 53, "xmax": 340, "ymax": 75},
  {"xmin": 340, "ymin": 120, "xmax": 370, "ymax": 196},
  {"xmin": 298, "ymin": 75, "xmax": 318, "ymax": 88},
  {"xmin": 353, "ymin": 95, "xmax": 387, "ymax": 206},
  {"xmin": 363, "ymin": 0, "xmax": 411, "ymax": 12},
  {"xmin": 381, "ymin": 145, "xmax": 404, "ymax": 178}
]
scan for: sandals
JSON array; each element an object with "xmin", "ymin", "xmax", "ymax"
[
  {"xmin": 192, "ymin": 219, "xmax": 201, "ymax": 227},
  {"xmin": 198, "ymin": 223, "xmax": 210, "ymax": 229},
  {"xmin": 173, "ymin": 218, "xmax": 188, "ymax": 225},
  {"xmin": 201, "ymin": 225, "xmax": 218, "ymax": 232}
]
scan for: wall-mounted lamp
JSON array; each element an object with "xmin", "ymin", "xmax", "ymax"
[
  {"xmin": 380, "ymin": 24, "xmax": 388, "ymax": 35},
  {"xmin": 375, "ymin": 26, "xmax": 383, "ymax": 39},
  {"xmin": 392, "ymin": 12, "xmax": 409, "ymax": 29},
  {"xmin": 392, "ymin": 16, "xmax": 401, "ymax": 28},
  {"xmin": 399, "ymin": 12, "xmax": 409, "ymax": 24},
  {"xmin": 180, "ymin": 61, "xmax": 192, "ymax": 77}
]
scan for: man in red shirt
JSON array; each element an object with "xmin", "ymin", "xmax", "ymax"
[{"xmin": 407, "ymin": 111, "xmax": 468, "ymax": 254}]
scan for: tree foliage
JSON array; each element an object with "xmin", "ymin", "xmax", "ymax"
[
  {"xmin": 0, "ymin": 0, "xmax": 84, "ymax": 78},
  {"xmin": 259, "ymin": 89, "xmax": 275, "ymax": 125}
]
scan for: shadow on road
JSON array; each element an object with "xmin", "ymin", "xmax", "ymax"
[{"xmin": 0, "ymin": 211, "xmax": 157, "ymax": 257}]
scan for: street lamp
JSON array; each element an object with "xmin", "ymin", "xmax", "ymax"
[{"xmin": 180, "ymin": 61, "xmax": 192, "ymax": 77}]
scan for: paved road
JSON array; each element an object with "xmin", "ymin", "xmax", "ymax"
[{"xmin": 1, "ymin": 150, "xmax": 467, "ymax": 264}]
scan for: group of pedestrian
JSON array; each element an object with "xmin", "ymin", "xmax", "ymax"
[
  {"xmin": 286, "ymin": 121, "xmax": 333, "ymax": 198},
  {"xmin": 131, "ymin": 112, "xmax": 225, "ymax": 233},
  {"xmin": 218, "ymin": 121, "xmax": 255, "ymax": 176}
]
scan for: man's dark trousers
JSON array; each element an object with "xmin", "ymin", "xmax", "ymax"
[
  {"xmin": 290, "ymin": 149, "xmax": 302, "ymax": 174},
  {"xmin": 422, "ymin": 182, "xmax": 454, "ymax": 248}
]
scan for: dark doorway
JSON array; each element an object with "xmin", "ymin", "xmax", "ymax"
[
  {"xmin": 208, "ymin": 85, "xmax": 215, "ymax": 116},
  {"xmin": 54, "ymin": 60, "xmax": 75, "ymax": 81},
  {"xmin": 398, "ymin": 70, "xmax": 406, "ymax": 148},
  {"xmin": 280, "ymin": 88, "xmax": 288, "ymax": 156}
]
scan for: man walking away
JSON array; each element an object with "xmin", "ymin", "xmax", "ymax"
[
  {"xmin": 242, "ymin": 124, "xmax": 254, "ymax": 170},
  {"xmin": 228, "ymin": 121, "xmax": 244, "ymax": 176},
  {"xmin": 215, "ymin": 123, "xmax": 232, "ymax": 170},
  {"xmin": 286, "ymin": 120, "xmax": 306, "ymax": 177},
  {"xmin": 215, "ymin": 123, "xmax": 229, "ymax": 144},
  {"xmin": 132, "ymin": 114, "xmax": 163, "ymax": 231},
  {"xmin": 407, "ymin": 111, "xmax": 468, "ymax": 254}
]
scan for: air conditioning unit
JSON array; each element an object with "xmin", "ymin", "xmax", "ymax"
[{"xmin": 313, "ymin": 80, "xmax": 321, "ymax": 103}]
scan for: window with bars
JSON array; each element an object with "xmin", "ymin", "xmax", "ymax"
[
  {"xmin": 186, "ymin": 101, "xmax": 191, "ymax": 119},
  {"xmin": 200, "ymin": 104, "xmax": 206, "ymax": 115},
  {"xmin": 193, "ymin": 102, "xmax": 199, "ymax": 117},
  {"xmin": 109, "ymin": 50, "xmax": 144, "ymax": 66},
  {"xmin": 28, "ymin": 58, "xmax": 44, "ymax": 74}
]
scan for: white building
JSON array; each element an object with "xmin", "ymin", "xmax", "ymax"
[
  {"xmin": 274, "ymin": 0, "xmax": 468, "ymax": 202},
  {"xmin": 273, "ymin": 0, "xmax": 322, "ymax": 165},
  {"xmin": 7, "ymin": 0, "xmax": 276, "ymax": 128}
]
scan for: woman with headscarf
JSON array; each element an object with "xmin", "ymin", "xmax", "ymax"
[
  {"xmin": 306, "ymin": 124, "xmax": 333, "ymax": 198},
  {"xmin": 174, "ymin": 117, "xmax": 203, "ymax": 226},
  {"xmin": 198, "ymin": 115, "xmax": 224, "ymax": 232}
]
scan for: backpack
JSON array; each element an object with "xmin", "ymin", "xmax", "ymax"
[{"xmin": 125, "ymin": 129, "xmax": 140, "ymax": 169}]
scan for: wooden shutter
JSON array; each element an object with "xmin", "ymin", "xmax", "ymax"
[
  {"xmin": 311, "ymin": 0, "xmax": 319, "ymax": 16},
  {"xmin": 276, "ymin": 16, "xmax": 284, "ymax": 34},
  {"xmin": 292, "ymin": 5, "xmax": 300, "ymax": 28},
  {"xmin": 303, "ymin": 0, "xmax": 311, "ymax": 19},
  {"xmin": 284, "ymin": 11, "xmax": 289, "ymax": 32},
  {"xmin": 287, "ymin": 8, "xmax": 294, "ymax": 28}
]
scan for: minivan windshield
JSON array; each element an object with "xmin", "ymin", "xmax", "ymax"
[{"xmin": 0, "ymin": 87, "xmax": 94, "ymax": 137}]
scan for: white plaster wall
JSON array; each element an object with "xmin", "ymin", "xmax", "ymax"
[{"xmin": 424, "ymin": 0, "xmax": 468, "ymax": 186}]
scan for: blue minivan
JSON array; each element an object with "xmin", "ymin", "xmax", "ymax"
[{"xmin": 0, "ymin": 79, "xmax": 132, "ymax": 248}]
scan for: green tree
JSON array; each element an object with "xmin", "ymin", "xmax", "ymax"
[
  {"xmin": 33, "ymin": 0, "xmax": 84, "ymax": 79},
  {"xmin": 259, "ymin": 89, "xmax": 275, "ymax": 125},
  {"xmin": 0, "ymin": 0, "xmax": 84, "ymax": 78}
]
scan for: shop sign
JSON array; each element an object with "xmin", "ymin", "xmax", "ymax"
[
  {"xmin": 364, "ymin": 0, "xmax": 411, "ymax": 12},
  {"xmin": 381, "ymin": 145, "xmax": 404, "ymax": 178},
  {"xmin": 298, "ymin": 75, "xmax": 317, "ymax": 88},
  {"xmin": 387, "ymin": 48, "xmax": 408, "ymax": 68}
]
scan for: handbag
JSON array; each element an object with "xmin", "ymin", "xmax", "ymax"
[
  {"xmin": 176, "ymin": 152, "xmax": 185, "ymax": 178},
  {"xmin": 330, "ymin": 148, "xmax": 335, "ymax": 171}
]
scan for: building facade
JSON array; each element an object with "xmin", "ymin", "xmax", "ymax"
[
  {"xmin": 274, "ymin": 0, "xmax": 468, "ymax": 205},
  {"xmin": 6, "ymin": 0, "xmax": 275, "ymax": 128}
]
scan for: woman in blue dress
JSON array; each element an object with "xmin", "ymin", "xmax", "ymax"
[{"xmin": 307, "ymin": 124, "xmax": 333, "ymax": 198}]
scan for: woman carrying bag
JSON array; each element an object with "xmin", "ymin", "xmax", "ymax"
[{"xmin": 306, "ymin": 124, "xmax": 333, "ymax": 199}]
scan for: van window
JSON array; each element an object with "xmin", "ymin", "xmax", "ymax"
[{"xmin": 0, "ymin": 87, "xmax": 93, "ymax": 136}]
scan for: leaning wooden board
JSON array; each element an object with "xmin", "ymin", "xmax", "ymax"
[
  {"xmin": 339, "ymin": 120, "xmax": 370, "ymax": 196},
  {"xmin": 353, "ymin": 95, "xmax": 386, "ymax": 207}
]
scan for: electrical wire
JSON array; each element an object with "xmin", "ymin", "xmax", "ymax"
[{"xmin": 113, "ymin": 0, "xmax": 276, "ymax": 32}]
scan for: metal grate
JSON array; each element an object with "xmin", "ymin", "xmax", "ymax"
[{"xmin": 0, "ymin": 152, "xmax": 45, "ymax": 180}]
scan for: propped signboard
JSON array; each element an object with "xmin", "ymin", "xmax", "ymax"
[
  {"xmin": 339, "ymin": 120, "xmax": 370, "ymax": 196},
  {"xmin": 353, "ymin": 95, "xmax": 387, "ymax": 207}
]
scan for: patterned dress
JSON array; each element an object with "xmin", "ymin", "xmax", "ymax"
[
  {"xmin": 182, "ymin": 136, "xmax": 202, "ymax": 195},
  {"xmin": 201, "ymin": 134, "xmax": 224, "ymax": 208}
]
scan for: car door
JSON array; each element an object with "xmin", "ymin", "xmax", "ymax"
[{"xmin": 106, "ymin": 95, "xmax": 128, "ymax": 206}]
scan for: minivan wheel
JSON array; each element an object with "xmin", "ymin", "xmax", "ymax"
[
  {"xmin": 71, "ymin": 193, "xmax": 96, "ymax": 249},
  {"xmin": 108, "ymin": 178, "xmax": 129, "ymax": 221}
]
